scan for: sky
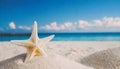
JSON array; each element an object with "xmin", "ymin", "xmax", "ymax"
[{"xmin": 0, "ymin": 0, "xmax": 120, "ymax": 33}]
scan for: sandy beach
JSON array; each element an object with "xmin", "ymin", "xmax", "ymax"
[
  {"xmin": 1, "ymin": 0, "xmax": 120, "ymax": 68},
  {"xmin": 0, "ymin": 41, "xmax": 120, "ymax": 69},
  {"xmin": 47, "ymin": 41, "xmax": 120, "ymax": 61}
]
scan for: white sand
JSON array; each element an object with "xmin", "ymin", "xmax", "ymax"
[
  {"xmin": 46, "ymin": 41, "xmax": 120, "ymax": 61},
  {"xmin": 0, "ymin": 41, "xmax": 120, "ymax": 69},
  {"xmin": 0, "ymin": 41, "xmax": 95, "ymax": 69},
  {"xmin": 81, "ymin": 47, "xmax": 120, "ymax": 69},
  {"xmin": 0, "ymin": 53, "xmax": 94, "ymax": 69}
]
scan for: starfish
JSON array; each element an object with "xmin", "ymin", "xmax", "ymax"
[{"xmin": 11, "ymin": 21, "xmax": 55, "ymax": 62}]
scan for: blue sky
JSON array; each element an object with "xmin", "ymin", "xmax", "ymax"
[{"xmin": 0, "ymin": 0, "xmax": 120, "ymax": 33}]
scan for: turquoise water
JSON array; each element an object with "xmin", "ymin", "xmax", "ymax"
[{"xmin": 0, "ymin": 33, "xmax": 120, "ymax": 41}]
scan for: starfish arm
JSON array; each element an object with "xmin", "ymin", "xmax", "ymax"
[
  {"xmin": 40, "ymin": 35, "xmax": 55, "ymax": 44},
  {"xmin": 11, "ymin": 40, "xmax": 34, "ymax": 47},
  {"xmin": 34, "ymin": 45, "xmax": 47, "ymax": 56},
  {"xmin": 38, "ymin": 48, "xmax": 47, "ymax": 56},
  {"xmin": 29, "ymin": 21, "xmax": 39, "ymax": 42},
  {"xmin": 24, "ymin": 47, "xmax": 37, "ymax": 62}
]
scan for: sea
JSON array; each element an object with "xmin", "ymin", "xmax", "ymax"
[{"xmin": 0, "ymin": 33, "xmax": 120, "ymax": 41}]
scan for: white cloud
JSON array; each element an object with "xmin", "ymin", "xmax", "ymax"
[
  {"xmin": 103, "ymin": 16, "xmax": 120, "ymax": 27},
  {"xmin": 18, "ymin": 26, "xmax": 31, "ymax": 30},
  {"xmin": 78, "ymin": 17, "xmax": 120, "ymax": 31},
  {"xmin": 41, "ymin": 22, "xmax": 59, "ymax": 30},
  {"xmin": 93, "ymin": 20, "xmax": 103, "ymax": 26},
  {"xmin": 78, "ymin": 20, "xmax": 91, "ymax": 29},
  {"xmin": 41, "ymin": 20, "xmax": 105, "ymax": 31},
  {"xmin": 40, "ymin": 16, "xmax": 120, "ymax": 32},
  {"xmin": 41, "ymin": 22, "xmax": 75, "ymax": 31},
  {"xmin": 9, "ymin": 22, "xmax": 16, "ymax": 29},
  {"xmin": 64, "ymin": 22, "xmax": 75, "ymax": 30}
]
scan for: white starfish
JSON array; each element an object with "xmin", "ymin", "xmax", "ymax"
[{"xmin": 11, "ymin": 21, "xmax": 55, "ymax": 62}]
